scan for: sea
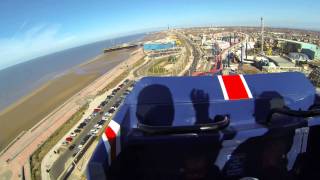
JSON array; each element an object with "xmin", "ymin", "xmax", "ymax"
[{"xmin": 0, "ymin": 33, "xmax": 146, "ymax": 112}]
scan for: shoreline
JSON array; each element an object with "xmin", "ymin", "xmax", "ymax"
[
  {"xmin": 0, "ymin": 47, "xmax": 145, "ymax": 179},
  {"xmin": 0, "ymin": 52, "xmax": 107, "ymax": 116},
  {"xmin": 0, "ymin": 47, "xmax": 138, "ymax": 151}
]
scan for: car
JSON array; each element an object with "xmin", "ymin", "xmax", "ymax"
[
  {"xmin": 78, "ymin": 123, "xmax": 86, "ymax": 129},
  {"xmin": 74, "ymin": 129, "xmax": 81, "ymax": 133},
  {"xmin": 106, "ymin": 95, "xmax": 112, "ymax": 99},
  {"xmin": 119, "ymin": 84, "xmax": 124, "ymax": 88},
  {"xmin": 97, "ymin": 125, "xmax": 103, "ymax": 129},
  {"xmin": 72, "ymin": 151, "xmax": 78, "ymax": 157},
  {"xmin": 62, "ymin": 141, "xmax": 69, "ymax": 146},
  {"xmin": 98, "ymin": 120, "xmax": 106, "ymax": 124},
  {"xmin": 100, "ymin": 101, "xmax": 107, "ymax": 106},
  {"xmin": 66, "ymin": 137, "xmax": 73, "ymax": 142},
  {"xmin": 102, "ymin": 116, "xmax": 107, "ymax": 120},
  {"xmin": 104, "ymin": 112, "xmax": 112, "ymax": 117},
  {"xmin": 116, "ymin": 87, "xmax": 121, "ymax": 91},
  {"xmin": 80, "ymin": 122, "xmax": 86, "ymax": 126},
  {"xmin": 77, "ymin": 144, "xmax": 83, "ymax": 149},
  {"xmin": 69, "ymin": 144, "xmax": 75, "ymax": 150},
  {"xmin": 80, "ymin": 135, "xmax": 91, "ymax": 145},
  {"xmin": 94, "ymin": 107, "xmax": 101, "ymax": 113},
  {"xmin": 89, "ymin": 129, "xmax": 99, "ymax": 135},
  {"xmin": 70, "ymin": 132, "xmax": 77, "ymax": 137},
  {"xmin": 91, "ymin": 113, "xmax": 97, "ymax": 118},
  {"xmin": 124, "ymin": 79, "xmax": 130, "ymax": 83},
  {"xmin": 94, "ymin": 124, "xmax": 99, "ymax": 128}
]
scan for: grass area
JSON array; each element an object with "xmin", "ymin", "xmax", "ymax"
[
  {"xmin": 146, "ymin": 57, "xmax": 170, "ymax": 75},
  {"xmin": 30, "ymin": 103, "xmax": 89, "ymax": 180}
]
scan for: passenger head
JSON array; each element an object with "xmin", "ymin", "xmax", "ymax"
[{"xmin": 136, "ymin": 84, "xmax": 174, "ymax": 126}]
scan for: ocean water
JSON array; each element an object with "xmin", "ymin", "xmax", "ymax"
[{"xmin": 0, "ymin": 33, "xmax": 146, "ymax": 112}]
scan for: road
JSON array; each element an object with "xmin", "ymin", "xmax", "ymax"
[
  {"xmin": 49, "ymin": 81, "xmax": 133, "ymax": 179},
  {"xmin": 182, "ymin": 36, "xmax": 200, "ymax": 75}
]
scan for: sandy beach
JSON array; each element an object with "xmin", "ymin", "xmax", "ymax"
[{"xmin": 0, "ymin": 47, "xmax": 137, "ymax": 151}]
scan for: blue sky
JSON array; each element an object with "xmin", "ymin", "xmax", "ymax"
[{"xmin": 0, "ymin": 0, "xmax": 319, "ymax": 70}]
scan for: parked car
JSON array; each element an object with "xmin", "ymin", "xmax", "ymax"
[
  {"xmin": 65, "ymin": 137, "xmax": 73, "ymax": 142},
  {"xmin": 69, "ymin": 144, "xmax": 75, "ymax": 150},
  {"xmin": 78, "ymin": 144, "xmax": 83, "ymax": 149},
  {"xmin": 72, "ymin": 151, "xmax": 79, "ymax": 157},
  {"xmin": 89, "ymin": 129, "xmax": 99, "ymax": 135},
  {"xmin": 70, "ymin": 132, "xmax": 77, "ymax": 137},
  {"xmin": 100, "ymin": 101, "xmax": 107, "ymax": 106},
  {"xmin": 62, "ymin": 141, "xmax": 69, "ymax": 146},
  {"xmin": 74, "ymin": 129, "xmax": 81, "ymax": 133}
]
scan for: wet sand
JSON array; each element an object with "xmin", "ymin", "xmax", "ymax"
[{"xmin": 0, "ymin": 48, "xmax": 137, "ymax": 151}]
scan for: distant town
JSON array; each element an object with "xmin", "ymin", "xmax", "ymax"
[{"xmin": 2, "ymin": 18, "xmax": 320, "ymax": 180}]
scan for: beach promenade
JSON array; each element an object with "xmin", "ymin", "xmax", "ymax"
[{"xmin": 0, "ymin": 48, "xmax": 144, "ymax": 180}]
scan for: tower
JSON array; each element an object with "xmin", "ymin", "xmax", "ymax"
[{"xmin": 261, "ymin": 17, "xmax": 264, "ymax": 55}]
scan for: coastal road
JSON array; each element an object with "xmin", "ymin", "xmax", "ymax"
[
  {"xmin": 49, "ymin": 81, "xmax": 133, "ymax": 179},
  {"xmin": 180, "ymin": 35, "xmax": 200, "ymax": 76}
]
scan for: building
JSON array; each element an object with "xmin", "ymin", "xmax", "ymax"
[
  {"xmin": 278, "ymin": 38, "xmax": 320, "ymax": 60},
  {"xmin": 288, "ymin": 52, "xmax": 310, "ymax": 62},
  {"xmin": 143, "ymin": 41, "xmax": 175, "ymax": 51}
]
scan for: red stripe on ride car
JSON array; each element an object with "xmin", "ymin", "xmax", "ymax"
[
  {"xmin": 221, "ymin": 75, "xmax": 250, "ymax": 100},
  {"xmin": 105, "ymin": 126, "xmax": 117, "ymax": 161}
]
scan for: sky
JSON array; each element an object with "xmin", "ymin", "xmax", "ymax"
[{"xmin": 0, "ymin": 0, "xmax": 320, "ymax": 70}]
